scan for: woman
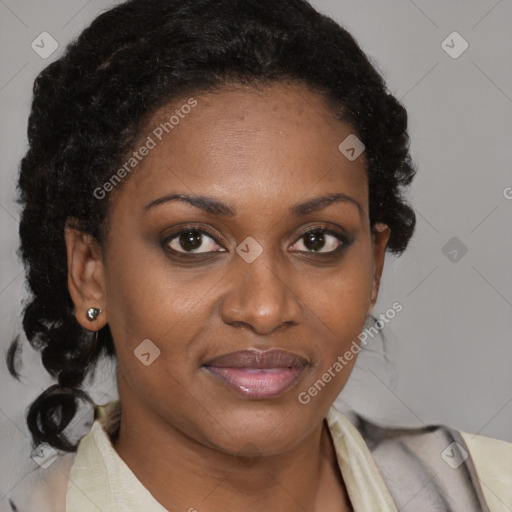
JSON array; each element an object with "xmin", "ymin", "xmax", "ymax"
[{"xmin": 6, "ymin": 0, "xmax": 511, "ymax": 510}]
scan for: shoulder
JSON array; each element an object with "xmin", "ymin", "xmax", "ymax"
[
  {"xmin": 6, "ymin": 451, "xmax": 76, "ymax": 512},
  {"xmin": 460, "ymin": 430, "xmax": 512, "ymax": 511},
  {"xmin": 3, "ymin": 401, "xmax": 116, "ymax": 512},
  {"xmin": 336, "ymin": 406, "xmax": 512, "ymax": 511}
]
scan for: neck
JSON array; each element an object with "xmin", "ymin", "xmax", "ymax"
[{"xmin": 111, "ymin": 389, "xmax": 352, "ymax": 511}]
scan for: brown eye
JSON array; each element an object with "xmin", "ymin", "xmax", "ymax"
[
  {"xmin": 290, "ymin": 229, "xmax": 344, "ymax": 253},
  {"xmin": 165, "ymin": 229, "xmax": 225, "ymax": 254}
]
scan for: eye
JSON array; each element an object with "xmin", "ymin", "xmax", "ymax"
[
  {"xmin": 289, "ymin": 228, "xmax": 349, "ymax": 254},
  {"xmin": 164, "ymin": 228, "xmax": 226, "ymax": 254}
]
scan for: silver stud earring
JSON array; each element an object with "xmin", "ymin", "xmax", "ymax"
[{"xmin": 86, "ymin": 307, "xmax": 101, "ymax": 321}]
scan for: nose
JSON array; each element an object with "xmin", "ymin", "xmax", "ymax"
[{"xmin": 219, "ymin": 248, "xmax": 303, "ymax": 336}]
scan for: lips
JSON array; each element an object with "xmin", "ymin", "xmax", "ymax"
[{"xmin": 203, "ymin": 349, "xmax": 308, "ymax": 399}]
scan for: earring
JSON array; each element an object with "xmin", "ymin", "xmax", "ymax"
[{"xmin": 86, "ymin": 307, "xmax": 101, "ymax": 321}]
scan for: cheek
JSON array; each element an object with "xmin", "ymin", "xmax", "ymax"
[
  {"xmin": 296, "ymin": 266, "xmax": 372, "ymax": 407},
  {"xmin": 103, "ymin": 233, "xmax": 195, "ymax": 334},
  {"xmin": 103, "ymin": 253, "xmax": 200, "ymax": 410},
  {"xmin": 303, "ymin": 247, "xmax": 373, "ymax": 367},
  {"xmin": 311, "ymin": 250, "xmax": 373, "ymax": 325},
  {"xmin": 102, "ymin": 237, "xmax": 217, "ymax": 378}
]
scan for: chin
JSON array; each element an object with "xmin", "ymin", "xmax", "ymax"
[{"xmin": 194, "ymin": 399, "xmax": 321, "ymax": 457}]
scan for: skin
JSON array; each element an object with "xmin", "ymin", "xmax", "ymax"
[{"xmin": 65, "ymin": 82, "xmax": 390, "ymax": 512}]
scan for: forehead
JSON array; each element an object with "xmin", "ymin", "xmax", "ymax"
[{"xmin": 113, "ymin": 82, "xmax": 368, "ymax": 215}]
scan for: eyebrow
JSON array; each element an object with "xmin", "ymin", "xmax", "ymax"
[
  {"xmin": 143, "ymin": 192, "xmax": 362, "ymax": 217},
  {"xmin": 290, "ymin": 193, "xmax": 362, "ymax": 216}
]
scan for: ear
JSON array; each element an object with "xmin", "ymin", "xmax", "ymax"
[
  {"xmin": 64, "ymin": 219, "xmax": 107, "ymax": 331},
  {"xmin": 367, "ymin": 222, "xmax": 391, "ymax": 315}
]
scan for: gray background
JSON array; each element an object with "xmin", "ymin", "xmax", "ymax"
[{"xmin": 1, "ymin": 0, "xmax": 511, "ymax": 506}]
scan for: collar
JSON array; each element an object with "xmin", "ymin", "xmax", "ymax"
[{"xmin": 66, "ymin": 400, "xmax": 398, "ymax": 511}]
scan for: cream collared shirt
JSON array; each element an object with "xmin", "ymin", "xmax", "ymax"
[{"xmin": 61, "ymin": 401, "xmax": 511, "ymax": 511}]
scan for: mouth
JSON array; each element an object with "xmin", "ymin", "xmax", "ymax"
[{"xmin": 202, "ymin": 349, "xmax": 309, "ymax": 400}]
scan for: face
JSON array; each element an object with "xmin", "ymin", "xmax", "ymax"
[{"xmin": 66, "ymin": 82, "xmax": 389, "ymax": 457}]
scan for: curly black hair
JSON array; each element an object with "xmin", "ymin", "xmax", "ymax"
[{"xmin": 6, "ymin": 0, "xmax": 416, "ymax": 453}]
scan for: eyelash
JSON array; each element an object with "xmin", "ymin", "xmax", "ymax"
[{"xmin": 161, "ymin": 224, "xmax": 353, "ymax": 260}]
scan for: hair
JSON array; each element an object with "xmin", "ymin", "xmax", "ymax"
[{"xmin": 6, "ymin": 0, "xmax": 416, "ymax": 453}]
